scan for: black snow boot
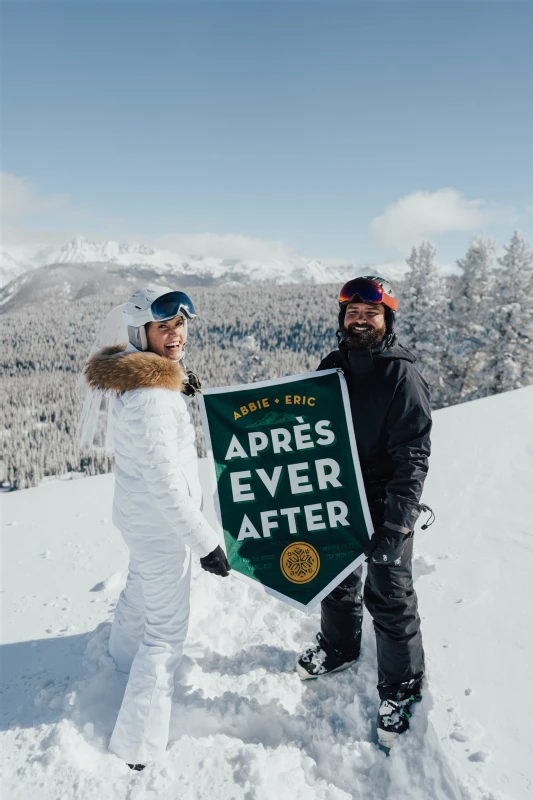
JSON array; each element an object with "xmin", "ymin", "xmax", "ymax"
[
  {"xmin": 376, "ymin": 691, "xmax": 422, "ymax": 747},
  {"xmin": 296, "ymin": 632, "xmax": 359, "ymax": 680}
]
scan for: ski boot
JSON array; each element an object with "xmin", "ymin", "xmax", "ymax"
[
  {"xmin": 296, "ymin": 632, "xmax": 359, "ymax": 680},
  {"xmin": 377, "ymin": 691, "xmax": 422, "ymax": 748}
]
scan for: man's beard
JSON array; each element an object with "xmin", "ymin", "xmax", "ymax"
[{"xmin": 342, "ymin": 322, "xmax": 387, "ymax": 350}]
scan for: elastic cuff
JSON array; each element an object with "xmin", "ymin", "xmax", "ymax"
[
  {"xmin": 385, "ymin": 496, "xmax": 422, "ymax": 529},
  {"xmin": 193, "ymin": 526, "xmax": 222, "ymax": 558},
  {"xmin": 383, "ymin": 520, "xmax": 412, "ymax": 534}
]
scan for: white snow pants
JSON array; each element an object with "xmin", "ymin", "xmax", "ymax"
[{"xmin": 108, "ymin": 525, "xmax": 191, "ymax": 764}]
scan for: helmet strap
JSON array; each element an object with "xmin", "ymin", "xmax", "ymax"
[
  {"xmin": 128, "ymin": 315, "xmax": 188, "ymax": 356},
  {"xmin": 127, "ymin": 325, "xmax": 148, "ymax": 351}
]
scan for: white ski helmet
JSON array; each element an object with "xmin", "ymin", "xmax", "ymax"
[{"xmin": 123, "ymin": 286, "xmax": 197, "ymax": 351}]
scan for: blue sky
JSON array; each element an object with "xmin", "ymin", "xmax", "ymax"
[{"xmin": 2, "ymin": 0, "xmax": 533, "ymax": 265}]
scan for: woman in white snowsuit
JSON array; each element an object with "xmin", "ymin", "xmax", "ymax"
[{"xmin": 82, "ymin": 287, "xmax": 230, "ymax": 768}]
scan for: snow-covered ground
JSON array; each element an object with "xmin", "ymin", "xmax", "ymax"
[{"xmin": 2, "ymin": 387, "xmax": 532, "ymax": 799}]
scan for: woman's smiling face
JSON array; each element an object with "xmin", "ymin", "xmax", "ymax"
[{"xmin": 145, "ymin": 315, "xmax": 186, "ymax": 360}]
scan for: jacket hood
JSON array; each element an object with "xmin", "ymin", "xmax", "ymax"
[
  {"xmin": 373, "ymin": 337, "xmax": 416, "ymax": 363},
  {"xmin": 84, "ymin": 345, "xmax": 186, "ymax": 393},
  {"xmin": 339, "ymin": 335, "xmax": 416, "ymax": 363},
  {"xmin": 332, "ymin": 335, "xmax": 417, "ymax": 376}
]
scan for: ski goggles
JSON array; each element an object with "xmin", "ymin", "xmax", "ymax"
[
  {"xmin": 151, "ymin": 291, "xmax": 197, "ymax": 321},
  {"xmin": 338, "ymin": 278, "xmax": 398, "ymax": 311}
]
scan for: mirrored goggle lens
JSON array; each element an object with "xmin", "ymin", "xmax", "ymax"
[
  {"xmin": 151, "ymin": 291, "xmax": 197, "ymax": 321},
  {"xmin": 338, "ymin": 278, "xmax": 384, "ymax": 305}
]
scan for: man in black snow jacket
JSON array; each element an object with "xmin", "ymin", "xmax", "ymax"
[{"xmin": 296, "ymin": 276, "xmax": 433, "ymax": 748}]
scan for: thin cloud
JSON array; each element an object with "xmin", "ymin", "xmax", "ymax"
[
  {"xmin": 155, "ymin": 232, "xmax": 298, "ymax": 262},
  {"xmin": 1, "ymin": 172, "xmax": 73, "ymax": 254},
  {"xmin": 1, "ymin": 172, "xmax": 69, "ymax": 219},
  {"xmin": 371, "ymin": 188, "xmax": 495, "ymax": 252},
  {"xmin": 1, "ymin": 172, "xmax": 301, "ymax": 264}
]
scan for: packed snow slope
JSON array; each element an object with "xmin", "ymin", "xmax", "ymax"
[{"xmin": 2, "ymin": 386, "xmax": 532, "ymax": 800}]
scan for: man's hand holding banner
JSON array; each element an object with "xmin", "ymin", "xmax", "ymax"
[{"xmin": 199, "ymin": 369, "xmax": 373, "ymax": 610}]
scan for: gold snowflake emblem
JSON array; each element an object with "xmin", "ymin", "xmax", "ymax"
[{"xmin": 280, "ymin": 542, "xmax": 320, "ymax": 584}]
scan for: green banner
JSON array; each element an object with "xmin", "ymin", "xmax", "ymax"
[{"xmin": 199, "ymin": 370, "xmax": 373, "ymax": 610}]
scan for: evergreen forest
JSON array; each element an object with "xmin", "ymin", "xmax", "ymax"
[{"xmin": 1, "ymin": 233, "xmax": 531, "ymax": 490}]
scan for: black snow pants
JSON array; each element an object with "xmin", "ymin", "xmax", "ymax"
[{"xmin": 320, "ymin": 495, "xmax": 424, "ymax": 700}]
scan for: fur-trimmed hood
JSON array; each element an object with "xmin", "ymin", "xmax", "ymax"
[{"xmin": 84, "ymin": 345, "xmax": 186, "ymax": 393}]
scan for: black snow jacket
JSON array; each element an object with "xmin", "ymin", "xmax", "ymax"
[{"xmin": 318, "ymin": 335, "xmax": 432, "ymax": 532}]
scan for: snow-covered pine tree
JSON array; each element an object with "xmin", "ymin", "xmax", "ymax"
[
  {"xmin": 397, "ymin": 242, "xmax": 451, "ymax": 407},
  {"xmin": 451, "ymin": 236, "xmax": 497, "ymax": 402},
  {"xmin": 234, "ymin": 334, "xmax": 269, "ymax": 384},
  {"xmin": 491, "ymin": 230, "xmax": 533, "ymax": 393}
]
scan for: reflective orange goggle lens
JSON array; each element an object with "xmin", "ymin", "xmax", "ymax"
[{"xmin": 338, "ymin": 278, "xmax": 398, "ymax": 311}]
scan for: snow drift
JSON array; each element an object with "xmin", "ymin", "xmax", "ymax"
[{"xmin": 1, "ymin": 386, "xmax": 532, "ymax": 799}]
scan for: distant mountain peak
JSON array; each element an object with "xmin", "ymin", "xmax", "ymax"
[
  {"xmin": 1, "ymin": 234, "xmax": 410, "ymax": 296},
  {"xmin": 38, "ymin": 236, "xmax": 160, "ymax": 266}
]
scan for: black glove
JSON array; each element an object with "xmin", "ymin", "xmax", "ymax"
[
  {"xmin": 183, "ymin": 371, "xmax": 202, "ymax": 397},
  {"xmin": 200, "ymin": 545, "xmax": 231, "ymax": 577},
  {"xmin": 364, "ymin": 525, "xmax": 412, "ymax": 566}
]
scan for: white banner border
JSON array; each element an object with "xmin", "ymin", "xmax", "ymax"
[{"xmin": 198, "ymin": 368, "xmax": 374, "ymax": 612}]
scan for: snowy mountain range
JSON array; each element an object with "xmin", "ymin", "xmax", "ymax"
[
  {"xmin": 3, "ymin": 386, "xmax": 532, "ymax": 799},
  {"xmin": 0, "ymin": 235, "xmax": 409, "ymax": 303}
]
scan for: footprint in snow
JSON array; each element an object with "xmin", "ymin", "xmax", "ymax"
[
  {"xmin": 468, "ymin": 750, "xmax": 490, "ymax": 763},
  {"xmin": 450, "ymin": 730, "xmax": 470, "ymax": 743}
]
